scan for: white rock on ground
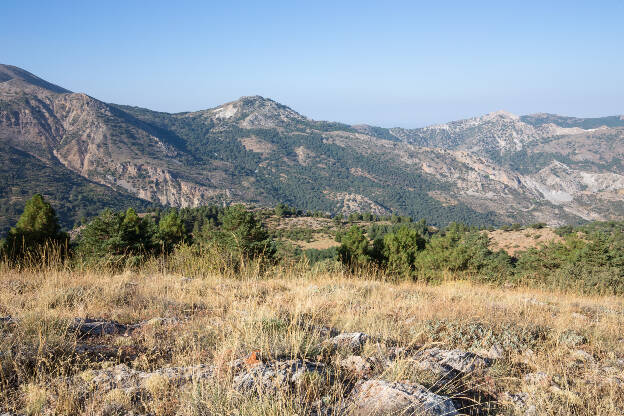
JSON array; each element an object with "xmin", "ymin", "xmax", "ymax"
[
  {"xmin": 322, "ymin": 332, "xmax": 370, "ymax": 353},
  {"xmin": 414, "ymin": 348, "xmax": 492, "ymax": 378},
  {"xmin": 232, "ymin": 359, "xmax": 329, "ymax": 394},
  {"xmin": 338, "ymin": 355, "xmax": 377, "ymax": 378},
  {"xmin": 77, "ymin": 363, "xmax": 213, "ymax": 395},
  {"xmin": 346, "ymin": 379, "xmax": 458, "ymax": 416}
]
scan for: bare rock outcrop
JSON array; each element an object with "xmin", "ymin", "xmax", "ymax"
[
  {"xmin": 345, "ymin": 379, "xmax": 458, "ymax": 416},
  {"xmin": 321, "ymin": 332, "xmax": 370, "ymax": 354},
  {"xmin": 77, "ymin": 363, "xmax": 213, "ymax": 396},
  {"xmin": 232, "ymin": 359, "xmax": 329, "ymax": 394},
  {"xmin": 413, "ymin": 347, "xmax": 493, "ymax": 379}
]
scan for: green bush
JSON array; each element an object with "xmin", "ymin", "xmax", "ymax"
[
  {"xmin": 199, "ymin": 205, "xmax": 275, "ymax": 265},
  {"xmin": 156, "ymin": 210, "xmax": 185, "ymax": 252},
  {"xmin": 381, "ymin": 226, "xmax": 426, "ymax": 277},
  {"xmin": 75, "ymin": 208, "xmax": 156, "ymax": 268},
  {"xmin": 412, "ymin": 223, "xmax": 513, "ymax": 281},
  {"xmin": 514, "ymin": 231, "xmax": 624, "ymax": 294},
  {"xmin": 274, "ymin": 203, "xmax": 297, "ymax": 218},
  {"xmin": 337, "ymin": 225, "xmax": 374, "ymax": 267},
  {"xmin": 303, "ymin": 247, "xmax": 339, "ymax": 265}
]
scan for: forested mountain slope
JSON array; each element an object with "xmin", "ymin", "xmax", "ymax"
[{"xmin": 2, "ymin": 64, "xmax": 623, "ymax": 234}]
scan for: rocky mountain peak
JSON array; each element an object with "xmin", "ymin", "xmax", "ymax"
[
  {"xmin": 482, "ymin": 110, "xmax": 519, "ymax": 121},
  {"xmin": 204, "ymin": 95, "xmax": 307, "ymax": 128}
]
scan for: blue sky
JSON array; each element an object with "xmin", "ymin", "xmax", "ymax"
[{"xmin": 2, "ymin": 1, "xmax": 623, "ymax": 127}]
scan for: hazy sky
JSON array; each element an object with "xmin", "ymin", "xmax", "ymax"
[{"xmin": 2, "ymin": 1, "xmax": 623, "ymax": 127}]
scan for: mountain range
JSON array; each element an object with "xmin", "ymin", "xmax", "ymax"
[{"xmin": 1, "ymin": 63, "xmax": 623, "ymax": 234}]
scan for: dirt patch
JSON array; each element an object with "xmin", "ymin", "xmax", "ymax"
[
  {"xmin": 487, "ymin": 227, "xmax": 562, "ymax": 255},
  {"xmin": 294, "ymin": 237, "xmax": 340, "ymax": 250},
  {"xmin": 265, "ymin": 216, "xmax": 334, "ymax": 231},
  {"xmin": 239, "ymin": 136, "xmax": 275, "ymax": 155}
]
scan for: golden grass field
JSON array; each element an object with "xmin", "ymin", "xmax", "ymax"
[
  {"xmin": 0, "ymin": 260, "xmax": 623, "ymax": 415},
  {"xmin": 486, "ymin": 228, "xmax": 563, "ymax": 256}
]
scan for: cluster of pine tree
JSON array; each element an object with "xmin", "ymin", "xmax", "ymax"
[
  {"xmin": 332, "ymin": 221, "xmax": 624, "ymax": 295},
  {"xmin": 1, "ymin": 195, "xmax": 275, "ymax": 270},
  {"xmin": 3, "ymin": 195, "xmax": 623, "ymax": 295}
]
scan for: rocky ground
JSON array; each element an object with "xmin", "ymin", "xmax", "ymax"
[{"xmin": 0, "ymin": 267, "xmax": 623, "ymax": 415}]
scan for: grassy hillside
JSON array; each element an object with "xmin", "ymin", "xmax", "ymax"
[
  {"xmin": 1, "ymin": 199, "xmax": 622, "ymax": 414},
  {"xmin": 0, "ymin": 263, "xmax": 622, "ymax": 415}
]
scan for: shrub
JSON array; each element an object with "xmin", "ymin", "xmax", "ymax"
[
  {"xmin": 414, "ymin": 224, "xmax": 513, "ymax": 281},
  {"xmin": 337, "ymin": 225, "xmax": 373, "ymax": 267},
  {"xmin": 304, "ymin": 247, "xmax": 339, "ymax": 264},
  {"xmin": 513, "ymin": 231, "xmax": 624, "ymax": 294},
  {"xmin": 199, "ymin": 205, "xmax": 275, "ymax": 264},
  {"xmin": 381, "ymin": 226, "xmax": 426, "ymax": 277},
  {"xmin": 274, "ymin": 203, "xmax": 297, "ymax": 218},
  {"xmin": 75, "ymin": 208, "xmax": 156, "ymax": 268},
  {"xmin": 157, "ymin": 210, "xmax": 185, "ymax": 252}
]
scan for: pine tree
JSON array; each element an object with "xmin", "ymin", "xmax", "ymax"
[
  {"xmin": 3, "ymin": 194, "xmax": 68, "ymax": 261},
  {"xmin": 382, "ymin": 226, "xmax": 426, "ymax": 276},
  {"xmin": 75, "ymin": 208, "xmax": 156, "ymax": 268},
  {"xmin": 200, "ymin": 205, "xmax": 275, "ymax": 261},
  {"xmin": 337, "ymin": 225, "xmax": 371, "ymax": 267},
  {"xmin": 157, "ymin": 210, "xmax": 185, "ymax": 252}
]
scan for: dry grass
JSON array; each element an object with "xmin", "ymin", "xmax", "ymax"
[
  {"xmin": 0, "ymin": 261, "xmax": 622, "ymax": 415},
  {"xmin": 292, "ymin": 237, "xmax": 340, "ymax": 250},
  {"xmin": 487, "ymin": 228, "xmax": 562, "ymax": 255},
  {"xmin": 265, "ymin": 216, "xmax": 335, "ymax": 230}
]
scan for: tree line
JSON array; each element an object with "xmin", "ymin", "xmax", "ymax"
[{"xmin": 2, "ymin": 195, "xmax": 623, "ymax": 295}]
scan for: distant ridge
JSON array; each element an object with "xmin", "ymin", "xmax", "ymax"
[
  {"xmin": 1, "ymin": 63, "xmax": 623, "ymax": 235},
  {"xmin": 0, "ymin": 64, "xmax": 71, "ymax": 94}
]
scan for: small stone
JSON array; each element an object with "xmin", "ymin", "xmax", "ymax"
[
  {"xmin": 322, "ymin": 332, "xmax": 370, "ymax": 354},
  {"xmin": 338, "ymin": 355, "xmax": 376, "ymax": 378},
  {"xmin": 414, "ymin": 348, "xmax": 492, "ymax": 379},
  {"xmin": 570, "ymin": 349, "xmax": 594, "ymax": 363},
  {"xmin": 76, "ymin": 363, "xmax": 213, "ymax": 396},
  {"xmin": 232, "ymin": 359, "xmax": 328, "ymax": 394},
  {"xmin": 69, "ymin": 318, "xmax": 135, "ymax": 338},
  {"xmin": 141, "ymin": 317, "xmax": 179, "ymax": 327},
  {"xmin": 474, "ymin": 344, "xmax": 503, "ymax": 360},
  {"xmin": 571, "ymin": 312, "xmax": 587, "ymax": 320},
  {"xmin": 500, "ymin": 392, "xmax": 537, "ymax": 416},
  {"xmin": 558, "ymin": 330, "xmax": 586, "ymax": 347}
]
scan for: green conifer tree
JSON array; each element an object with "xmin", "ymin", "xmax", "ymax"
[{"xmin": 3, "ymin": 194, "xmax": 68, "ymax": 261}]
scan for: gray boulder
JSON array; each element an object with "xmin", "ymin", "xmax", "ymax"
[
  {"xmin": 77, "ymin": 363, "xmax": 213, "ymax": 396},
  {"xmin": 338, "ymin": 355, "xmax": 378, "ymax": 378},
  {"xmin": 233, "ymin": 359, "xmax": 329, "ymax": 394},
  {"xmin": 69, "ymin": 318, "xmax": 137, "ymax": 337},
  {"xmin": 414, "ymin": 348, "xmax": 492, "ymax": 379},
  {"xmin": 346, "ymin": 379, "xmax": 458, "ymax": 416}
]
